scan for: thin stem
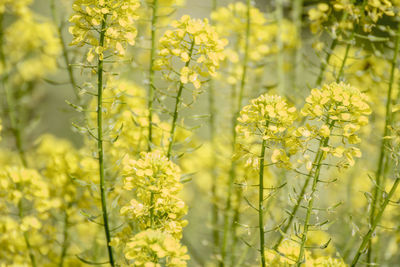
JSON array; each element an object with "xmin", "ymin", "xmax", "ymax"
[
  {"xmin": 336, "ymin": 42, "xmax": 351, "ymax": 83},
  {"xmin": 147, "ymin": 0, "xmax": 159, "ymax": 151},
  {"xmin": 59, "ymin": 211, "xmax": 69, "ymax": 267},
  {"xmin": 296, "ymin": 121, "xmax": 333, "ymax": 266},
  {"xmin": 315, "ymin": 39, "xmax": 337, "ymax": 86},
  {"xmin": 351, "ymin": 177, "xmax": 400, "ymax": 266},
  {"xmin": 258, "ymin": 137, "xmax": 267, "ymax": 267},
  {"xmin": 166, "ymin": 41, "xmax": 195, "ymax": 159},
  {"xmin": 273, "ymin": 173, "xmax": 311, "ymax": 249},
  {"xmin": 366, "ymin": 23, "xmax": 400, "ymax": 263},
  {"xmin": 18, "ymin": 201, "xmax": 37, "ymax": 267},
  {"xmin": 221, "ymin": 0, "xmax": 251, "ymax": 265},
  {"xmin": 50, "ymin": 0, "xmax": 80, "ymax": 102},
  {"xmin": 97, "ymin": 16, "xmax": 115, "ymax": 267}
]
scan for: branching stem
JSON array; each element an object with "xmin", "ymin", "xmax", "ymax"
[
  {"xmin": 97, "ymin": 15, "xmax": 115, "ymax": 267},
  {"xmin": 366, "ymin": 23, "xmax": 400, "ymax": 263}
]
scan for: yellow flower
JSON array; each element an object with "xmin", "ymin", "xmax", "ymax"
[
  {"xmin": 212, "ymin": 2, "xmax": 298, "ymax": 60},
  {"xmin": 69, "ymin": 0, "xmax": 140, "ymax": 61},
  {"xmin": 236, "ymin": 93, "xmax": 298, "ymax": 169},
  {"xmin": 301, "ymin": 82, "xmax": 371, "ymax": 167},
  {"xmin": 155, "ymin": 15, "xmax": 227, "ymax": 91},
  {"xmin": 120, "ymin": 151, "xmax": 187, "ymax": 237},
  {"xmin": 0, "ymin": 0, "xmax": 32, "ymax": 16},
  {"xmin": 124, "ymin": 229, "xmax": 189, "ymax": 266},
  {"xmin": 1, "ymin": 15, "xmax": 60, "ymax": 85}
]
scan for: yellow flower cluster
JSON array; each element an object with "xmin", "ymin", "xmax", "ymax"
[
  {"xmin": 121, "ymin": 151, "xmax": 187, "ymax": 237},
  {"xmin": 264, "ymin": 239, "xmax": 347, "ymax": 267},
  {"xmin": 154, "ymin": 15, "xmax": 227, "ymax": 89},
  {"xmin": 124, "ymin": 229, "xmax": 189, "ymax": 267},
  {"xmin": 69, "ymin": 0, "xmax": 140, "ymax": 61},
  {"xmin": 33, "ymin": 134, "xmax": 93, "ymax": 210},
  {"xmin": 211, "ymin": 2, "xmax": 297, "ymax": 61},
  {"xmin": 236, "ymin": 94, "xmax": 298, "ymax": 168},
  {"xmin": 0, "ymin": 0, "xmax": 31, "ymax": 16},
  {"xmin": 0, "ymin": 166, "xmax": 51, "ymax": 212},
  {"xmin": 300, "ymin": 82, "xmax": 371, "ymax": 167},
  {"xmin": 1, "ymin": 15, "xmax": 60, "ymax": 85},
  {"xmin": 309, "ymin": 0, "xmax": 395, "ymax": 34}
]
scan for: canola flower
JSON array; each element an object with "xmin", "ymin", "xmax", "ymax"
[
  {"xmin": 308, "ymin": 0, "xmax": 395, "ymax": 35},
  {"xmin": 0, "ymin": 166, "xmax": 50, "ymax": 266},
  {"xmin": 0, "ymin": 0, "xmax": 32, "ymax": 16},
  {"xmin": 69, "ymin": 0, "xmax": 140, "ymax": 61},
  {"xmin": 264, "ymin": 239, "xmax": 347, "ymax": 267},
  {"xmin": 121, "ymin": 151, "xmax": 187, "ymax": 236},
  {"xmin": 1, "ymin": 14, "xmax": 60, "ymax": 85},
  {"xmin": 2, "ymin": 0, "xmax": 400, "ymax": 266},
  {"xmin": 154, "ymin": 15, "xmax": 227, "ymax": 90},
  {"xmin": 124, "ymin": 229, "xmax": 189, "ymax": 267},
  {"xmin": 300, "ymin": 82, "xmax": 371, "ymax": 167},
  {"xmin": 236, "ymin": 93, "xmax": 297, "ymax": 267},
  {"xmin": 119, "ymin": 151, "xmax": 189, "ymax": 264},
  {"xmin": 292, "ymin": 82, "xmax": 371, "ymax": 265},
  {"xmin": 69, "ymin": 1, "xmax": 141, "ymax": 265},
  {"xmin": 154, "ymin": 15, "xmax": 227, "ymax": 158},
  {"xmin": 212, "ymin": 2, "xmax": 297, "ymax": 63}
]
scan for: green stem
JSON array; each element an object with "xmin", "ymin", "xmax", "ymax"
[
  {"xmin": 336, "ymin": 42, "xmax": 351, "ymax": 83},
  {"xmin": 296, "ymin": 121, "xmax": 334, "ymax": 266},
  {"xmin": 296, "ymin": 150, "xmax": 326, "ymax": 264},
  {"xmin": 273, "ymin": 172, "xmax": 311, "ymax": 249},
  {"xmin": 366, "ymin": 23, "xmax": 400, "ymax": 263},
  {"xmin": 97, "ymin": 16, "xmax": 115, "ymax": 267},
  {"xmin": 315, "ymin": 39, "xmax": 337, "ymax": 86},
  {"xmin": 59, "ymin": 212, "xmax": 69, "ymax": 267},
  {"xmin": 147, "ymin": 0, "xmax": 159, "ymax": 151},
  {"xmin": 18, "ymin": 201, "xmax": 37, "ymax": 267},
  {"xmin": 258, "ymin": 138, "xmax": 267, "ymax": 267},
  {"xmin": 149, "ymin": 192, "xmax": 155, "ymax": 228},
  {"xmin": 50, "ymin": 0, "xmax": 80, "ymax": 102},
  {"xmin": 166, "ymin": 41, "xmax": 195, "ymax": 159},
  {"xmin": 351, "ymin": 177, "xmax": 400, "ymax": 266},
  {"xmin": 221, "ymin": 0, "xmax": 251, "ymax": 265}
]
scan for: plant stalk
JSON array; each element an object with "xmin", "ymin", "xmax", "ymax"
[
  {"xmin": 366, "ymin": 23, "xmax": 400, "ymax": 264},
  {"xmin": 166, "ymin": 41, "xmax": 195, "ymax": 159},
  {"xmin": 59, "ymin": 212, "xmax": 69, "ymax": 267},
  {"xmin": 351, "ymin": 177, "xmax": 400, "ymax": 266},
  {"xmin": 97, "ymin": 16, "xmax": 115, "ymax": 267},
  {"xmin": 258, "ymin": 138, "xmax": 268, "ymax": 267}
]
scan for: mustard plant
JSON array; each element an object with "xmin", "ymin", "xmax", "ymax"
[
  {"xmin": 118, "ymin": 151, "xmax": 189, "ymax": 265},
  {"xmin": 293, "ymin": 82, "xmax": 370, "ymax": 265},
  {"xmin": 153, "ymin": 15, "xmax": 227, "ymax": 159},
  {"xmin": 69, "ymin": 0, "xmax": 140, "ymax": 265},
  {"xmin": 236, "ymin": 93, "xmax": 298, "ymax": 267}
]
